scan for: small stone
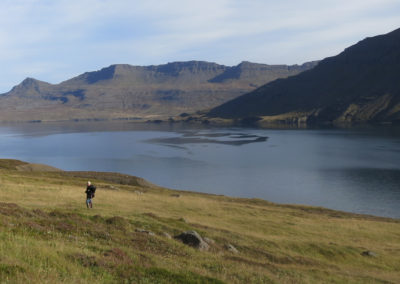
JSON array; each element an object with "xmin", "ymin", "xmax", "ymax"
[
  {"xmin": 162, "ymin": 232, "xmax": 172, "ymax": 239},
  {"xmin": 225, "ymin": 243, "xmax": 239, "ymax": 254},
  {"xmin": 175, "ymin": 231, "xmax": 209, "ymax": 251},
  {"xmin": 135, "ymin": 228, "xmax": 155, "ymax": 236},
  {"xmin": 179, "ymin": 217, "xmax": 188, "ymax": 223},
  {"xmin": 361, "ymin": 251, "xmax": 377, "ymax": 257}
]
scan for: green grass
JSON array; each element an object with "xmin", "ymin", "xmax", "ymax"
[{"xmin": 0, "ymin": 160, "xmax": 399, "ymax": 283}]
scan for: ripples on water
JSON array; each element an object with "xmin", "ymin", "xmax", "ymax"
[{"xmin": 0, "ymin": 122, "xmax": 399, "ymax": 218}]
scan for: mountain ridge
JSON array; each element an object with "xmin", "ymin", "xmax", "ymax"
[
  {"xmin": 0, "ymin": 60, "xmax": 317, "ymax": 122},
  {"xmin": 208, "ymin": 28, "xmax": 400, "ymax": 125}
]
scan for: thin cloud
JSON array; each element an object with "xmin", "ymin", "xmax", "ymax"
[{"xmin": 0, "ymin": 0, "xmax": 399, "ymax": 92}]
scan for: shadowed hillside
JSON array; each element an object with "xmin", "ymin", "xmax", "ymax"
[
  {"xmin": 208, "ymin": 28, "xmax": 400, "ymax": 125},
  {"xmin": 0, "ymin": 61, "xmax": 316, "ymax": 122}
]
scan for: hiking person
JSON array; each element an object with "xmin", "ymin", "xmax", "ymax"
[{"xmin": 85, "ymin": 181, "xmax": 96, "ymax": 208}]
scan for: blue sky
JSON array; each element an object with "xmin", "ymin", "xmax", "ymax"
[{"xmin": 0, "ymin": 0, "xmax": 399, "ymax": 92}]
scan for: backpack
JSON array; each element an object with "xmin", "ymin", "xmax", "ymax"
[{"xmin": 91, "ymin": 186, "xmax": 96, "ymax": 198}]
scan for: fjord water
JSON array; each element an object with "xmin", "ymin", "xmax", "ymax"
[{"xmin": 1, "ymin": 122, "xmax": 399, "ymax": 218}]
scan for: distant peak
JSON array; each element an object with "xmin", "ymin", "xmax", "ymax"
[
  {"xmin": 235, "ymin": 61, "xmax": 268, "ymax": 69},
  {"xmin": 238, "ymin": 61, "xmax": 256, "ymax": 66},
  {"xmin": 21, "ymin": 77, "xmax": 39, "ymax": 85},
  {"xmin": 6, "ymin": 77, "xmax": 50, "ymax": 94},
  {"xmin": 17, "ymin": 77, "xmax": 50, "ymax": 88}
]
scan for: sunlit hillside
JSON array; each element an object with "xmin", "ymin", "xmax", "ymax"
[{"xmin": 0, "ymin": 159, "xmax": 399, "ymax": 283}]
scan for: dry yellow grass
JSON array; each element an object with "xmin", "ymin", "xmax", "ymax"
[{"xmin": 0, "ymin": 160, "xmax": 399, "ymax": 283}]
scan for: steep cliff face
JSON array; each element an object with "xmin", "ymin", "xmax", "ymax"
[
  {"xmin": 208, "ymin": 61, "xmax": 315, "ymax": 84},
  {"xmin": 0, "ymin": 61, "xmax": 316, "ymax": 121},
  {"xmin": 209, "ymin": 28, "xmax": 400, "ymax": 124}
]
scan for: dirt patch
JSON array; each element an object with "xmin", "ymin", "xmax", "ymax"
[
  {"xmin": 0, "ymin": 202, "xmax": 33, "ymax": 217},
  {"xmin": 88, "ymin": 227, "xmax": 112, "ymax": 241},
  {"xmin": 69, "ymin": 253, "xmax": 98, "ymax": 268},
  {"xmin": 24, "ymin": 221, "xmax": 47, "ymax": 233},
  {"xmin": 32, "ymin": 209, "xmax": 48, "ymax": 218},
  {"xmin": 103, "ymin": 248, "xmax": 132, "ymax": 266}
]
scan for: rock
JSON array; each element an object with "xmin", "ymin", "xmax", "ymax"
[
  {"xmin": 225, "ymin": 243, "xmax": 239, "ymax": 254},
  {"xmin": 361, "ymin": 250, "xmax": 377, "ymax": 257},
  {"xmin": 162, "ymin": 232, "xmax": 172, "ymax": 239},
  {"xmin": 170, "ymin": 193, "xmax": 181, "ymax": 198},
  {"xmin": 203, "ymin": 237, "xmax": 215, "ymax": 245},
  {"xmin": 175, "ymin": 231, "xmax": 209, "ymax": 251},
  {"xmin": 135, "ymin": 228, "xmax": 155, "ymax": 236}
]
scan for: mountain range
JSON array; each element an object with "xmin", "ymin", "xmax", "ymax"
[
  {"xmin": 208, "ymin": 27, "xmax": 400, "ymax": 125},
  {"xmin": 0, "ymin": 61, "xmax": 316, "ymax": 122}
]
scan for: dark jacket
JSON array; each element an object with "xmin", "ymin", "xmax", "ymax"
[{"xmin": 85, "ymin": 185, "xmax": 96, "ymax": 199}]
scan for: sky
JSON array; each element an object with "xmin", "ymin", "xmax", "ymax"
[{"xmin": 0, "ymin": 0, "xmax": 399, "ymax": 93}]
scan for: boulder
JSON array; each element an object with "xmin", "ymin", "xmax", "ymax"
[
  {"xmin": 175, "ymin": 231, "xmax": 209, "ymax": 251},
  {"xmin": 135, "ymin": 228, "xmax": 155, "ymax": 236},
  {"xmin": 225, "ymin": 243, "xmax": 239, "ymax": 254}
]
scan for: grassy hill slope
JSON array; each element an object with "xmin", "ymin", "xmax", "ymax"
[{"xmin": 0, "ymin": 159, "xmax": 399, "ymax": 283}]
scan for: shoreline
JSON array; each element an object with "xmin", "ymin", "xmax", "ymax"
[
  {"xmin": 1, "ymin": 158, "xmax": 399, "ymax": 282},
  {"xmin": 0, "ymin": 113, "xmax": 399, "ymax": 129},
  {"xmin": 3, "ymin": 159, "xmax": 399, "ymax": 221}
]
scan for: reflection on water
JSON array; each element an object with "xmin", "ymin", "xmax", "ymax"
[
  {"xmin": 146, "ymin": 131, "xmax": 268, "ymax": 146},
  {"xmin": 0, "ymin": 122, "xmax": 400, "ymax": 218},
  {"xmin": 0, "ymin": 121, "xmax": 190, "ymax": 137}
]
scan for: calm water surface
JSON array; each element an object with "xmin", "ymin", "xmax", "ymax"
[{"xmin": 1, "ymin": 122, "xmax": 399, "ymax": 218}]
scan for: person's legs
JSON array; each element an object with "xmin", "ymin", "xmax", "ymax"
[{"xmin": 86, "ymin": 198, "xmax": 91, "ymax": 208}]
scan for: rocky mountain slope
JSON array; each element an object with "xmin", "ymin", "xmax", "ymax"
[
  {"xmin": 0, "ymin": 61, "xmax": 316, "ymax": 122},
  {"xmin": 208, "ymin": 28, "xmax": 400, "ymax": 125}
]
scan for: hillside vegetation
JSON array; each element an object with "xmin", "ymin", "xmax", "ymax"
[
  {"xmin": 209, "ymin": 27, "xmax": 400, "ymax": 126},
  {"xmin": 0, "ymin": 159, "xmax": 399, "ymax": 283}
]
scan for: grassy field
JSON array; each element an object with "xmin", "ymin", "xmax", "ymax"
[{"xmin": 0, "ymin": 159, "xmax": 399, "ymax": 283}]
